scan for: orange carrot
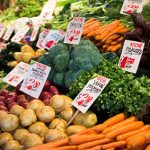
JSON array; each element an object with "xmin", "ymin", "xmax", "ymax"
[
  {"xmin": 110, "ymin": 42, "xmax": 118, "ymax": 45},
  {"xmin": 103, "ymin": 116, "xmax": 137, "ymax": 134},
  {"xmin": 127, "ymin": 135, "xmax": 146, "ymax": 150},
  {"xmin": 83, "ymin": 19, "xmax": 97, "ymax": 28},
  {"xmin": 105, "ymin": 35, "xmax": 120, "ymax": 44},
  {"xmin": 52, "ymin": 145, "xmax": 78, "ymax": 150},
  {"xmin": 103, "ymin": 113, "xmax": 126, "ymax": 127},
  {"xmin": 117, "ymin": 36, "xmax": 124, "ymax": 42},
  {"xmin": 101, "ymin": 141, "xmax": 126, "ymax": 149},
  {"xmin": 110, "ymin": 44, "xmax": 122, "ymax": 52},
  {"xmin": 144, "ymin": 132, "xmax": 150, "ymax": 143},
  {"xmin": 85, "ymin": 145, "xmax": 102, "ymax": 150},
  {"xmin": 105, "ymin": 148, "xmax": 115, "ymax": 150},
  {"xmin": 78, "ymin": 138, "xmax": 111, "ymax": 150},
  {"xmin": 145, "ymin": 144, "xmax": 150, "ymax": 150},
  {"xmin": 117, "ymin": 125, "xmax": 150, "ymax": 141},
  {"xmin": 69, "ymin": 134, "xmax": 105, "ymax": 145},
  {"xmin": 77, "ymin": 128, "xmax": 97, "ymax": 135},
  {"xmin": 103, "ymin": 44, "xmax": 109, "ymax": 49},
  {"xmin": 95, "ymin": 25, "xmax": 108, "ymax": 36},
  {"xmin": 105, "ymin": 121, "xmax": 144, "ymax": 139},
  {"xmin": 93, "ymin": 124, "xmax": 108, "ymax": 133}
]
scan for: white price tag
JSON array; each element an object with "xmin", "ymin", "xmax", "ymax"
[
  {"xmin": 64, "ymin": 17, "xmax": 85, "ymax": 45},
  {"xmin": 30, "ymin": 24, "xmax": 40, "ymax": 42},
  {"xmin": 11, "ymin": 25, "xmax": 30, "ymax": 43},
  {"xmin": 3, "ymin": 62, "xmax": 30, "ymax": 87},
  {"xmin": 3, "ymin": 25, "xmax": 15, "ymax": 41},
  {"xmin": 118, "ymin": 40, "xmax": 144, "ymax": 73},
  {"xmin": 43, "ymin": 30, "xmax": 65, "ymax": 50},
  {"xmin": 20, "ymin": 62, "xmax": 51, "ymax": 98},
  {"xmin": 72, "ymin": 75, "xmax": 110, "ymax": 113},
  {"xmin": 120, "ymin": 0, "xmax": 144, "ymax": 15},
  {"xmin": 0, "ymin": 24, "xmax": 6, "ymax": 38}
]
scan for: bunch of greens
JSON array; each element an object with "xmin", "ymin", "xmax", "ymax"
[{"xmin": 68, "ymin": 54, "xmax": 150, "ymax": 118}]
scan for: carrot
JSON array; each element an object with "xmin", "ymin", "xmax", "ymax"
[
  {"xmin": 93, "ymin": 124, "xmax": 108, "ymax": 133},
  {"xmin": 85, "ymin": 145, "xmax": 102, "ymax": 150},
  {"xmin": 101, "ymin": 141, "xmax": 126, "ymax": 149},
  {"xmin": 103, "ymin": 113, "xmax": 126, "ymax": 127},
  {"xmin": 117, "ymin": 125, "xmax": 150, "ymax": 141},
  {"xmin": 117, "ymin": 36, "xmax": 124, "ymax": 42},
  {"xmin": 105, "ymin": 121, "xmax": 144, "ymax": 139},
  {"xmin": 110, "ymin": 44, "xmax": 122, "ymax": 52},
  {"xmin": 105, "ymin": 148, "xmax": 115, "ymax": 150},
  {"xmin": 110, "ymin": 42, "xmax": 118, "ymax": 45},
  {"xmin": 105, "ymin": 35, "xmax": 120, "ymax": 44},
  {"xmin": 144, "ymin": 132, "xmax": 150, "ymax": 143},
  {"xmin": 83, "ymin": 19, "xmax": 97, "ymax": 28},
  {"xmin": 103, "ymin": 44, "xmax": 109, "ymax": 49},
  {"xmin": 95, "ymin": 25, "xmax": 108, "ymax": 36},
  {"xmin": 145, "ymin": 144, "xmax": 150, "ymax": 150},
  {"xmin": 77, "ymin": 128, "xmax": 97, "ymax": 135},
  {"xmin": 78, "ymin": 138, "xmax": 111, "ymax": 150},
  {"xmin": 103, "ymin": 116, "xmax": 137, "ymax": 134},
  {"xmin": 127, "ymin": 135, "xmax": 146, "ymax": 150},
  {"xmin": 52, "ymin": 145, "xmax": 78, "ymax": 150}
]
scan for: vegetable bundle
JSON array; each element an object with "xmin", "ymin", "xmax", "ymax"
[
  {"xmin": 27, "ymin": 113, "xmax": 150, "ymax": 150},
  {"xmin": 82, "ymin": 19, "xmax": 129, "ymax": 52}
]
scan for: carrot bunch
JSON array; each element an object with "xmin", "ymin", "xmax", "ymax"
[
  {"xmin": 83, "ymin": 19, "xmax": 129, "ymax": 52},
  {"xmin": 28, "ymin": 113, "xmax": 150, "ymax": 150}
]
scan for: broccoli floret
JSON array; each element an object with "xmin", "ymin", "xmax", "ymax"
[{"xmin": 53, "ymin": 72, "xmax": 64, "ymax": 87}]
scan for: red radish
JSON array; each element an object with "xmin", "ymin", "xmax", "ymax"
[
  {"xmin": 5, "ymin": 98, "xmax": 15, "ymax": 105},
  {"xmin": 21, "ymin": 101, "xmax": 29, "ymax": 108},
  {"xmin": 43, "ymin": 99, "xmax": 50, "ymax": 105},
  {"xmin": 39, "ymin": 91, "xmax": 53, "ymax": 100},
  {"xmin": 17, "ymin": 95, "xmax": 28, "ymax": 105},
  {"xmin": 43, "ymin": 80, "xmax": 51, "ymax": 91},
  {"xmin": 0, "ymin": 101, "xmax": 6, "ymax": 106},
  {"xmin": 50, "ymin": 86, "xmax": 59, "ymax": 95},
  {"xmin": 0, "ymin": 96, "xmax": 5, "ymax": 102},
  {"xmin": 0, "ymin": 105, "xmax": 8, "ymax": 111},
  {"xmin": 0, "ymin": 90, "xmax": 9, "ymax": 97},
  {"xmin": 7, "ymin": 102, "xmax": 18, "ymax": 110}
]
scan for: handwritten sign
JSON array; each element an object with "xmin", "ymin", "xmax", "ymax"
[
  {"xmin": 72, "ymin": 75, "xmax": 110, "ymax": 113},
  {"xmin": 0, "ymin": 24, "xmax": 6, "ymax": 38},
  {"xmin": 43, "ymin": 30, "xmax": 65, "ymax": 50},
  {"xmin": 11, "ymin": 25, "xmax": 30, "ymax": 43},
  {"xmin": 118, "ymin": 40, "xmax": 144, "ymax": 73},
  {"xmin": 64, "ymin": 17, "xmax": 85, "ymax": 45},
  {"xmin": 30, "ymin": 24, "xmax": 40, "ymax": 42},
  {"xmin": 120, "ymin": 0, "xmax": 144, "ymax": 15},
  {"xmin": 3, "ymin": 62, "xmax": 30, "ymax": 87},
  {"xmin": 20, "ymin": 62, "xmax": 51, "ymax": 98},
  {"xmin": 36, "ymin": 29, "xmax": 50, "ymax": 49},
  {"xmin": 3, "ymin": 24, "xmax": 14, "ymax": 41}
]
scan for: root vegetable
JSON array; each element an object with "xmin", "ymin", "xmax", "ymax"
[
  {"xmin": 13, "ymin": 129, "xmax": 30, "ymax": 142},
  {"xmin": 21, "ymin": 133, "xmax": 43, "ymax": 149},
  {"xmin": 19, "ymin": 109, "xmax": 37, "ymax": 127},
  {"xmin": 61, "ymin": 95, "xmax": 73, "ymax": 109},
  {"xmin": 44, "ymin": 129, "xmax": 67, "ymax": 143},
  {"xmin": 36, "ymin": 106, "xmax": 55, "ymax": 123},
  {"xmin": 66, "ymin": 125, "xmax": 87, "ymax": 136},
  {"xmin": 10, "ymin": 105, "xmax": 25, "ymax": 117},
  {"xmin": 3, "ymin": 140, "xmax": 23, "ymax": 150},
  {"xmin": 49, "ymin": 118, "xmax": 67, "ymax": 129},
  {"xmin": 0, "ymin": 132, "xmax": 13, "ymax": 146},
  {"xmin": 27, "ymin": 100, "xmax": 45, "ymax": 111}
]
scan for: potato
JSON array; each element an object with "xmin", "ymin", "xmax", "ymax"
[
  {"xmin": 20, "ymin": 133, "xmax": 43, "ymax": 149},
  {"xmin": 73, "ymin": 111, "xmax": 97, "ymax": 128},
  {"xmin": 3, "ymin": 140, "xmax": 23, "ymax": 150},
  {"xmin": 19, "ymin": 109, "xmax": 37, "ymax": 127},
  {"xmin": 10, "ymin": 105, "xmax": 25, "ymax": 117},
  {"xmin": 66, "ymin": 125, "xmax": 87, "ymax": 136},
  {"xmin": 0, "ymin": 114, "xmax": 19, "ymax": 131},
  {"xmin": 60, "ymin": 107, "xmax": 75, "ymax": 122},
  {"xmin": 27, "ymin": 100, "xmax": 45, "ymax": 111},
  {"xmin": 49, "ymin": 118, "xmax": 67, "ymax": 130},
  {"xmin": 36, "ymin": 106, "xmax": 55, "ymax": 123},
  {"xmin": 28, "ymin": 122, "xmax": 48, "ymax": 136},
  {"xmin": 13, "ymin": 129, "xmax": 30, "ymax": 142},
  {"xmin": 50, "ymin": 95, "xmax": 65, "ymax": 113},
  {"xmin": 0, "ymin": 132, "xmax": 13, "ymax": 146},
  {"xmin": 61, "ymin": 95, "xmax": 73, "ymax": 109},
  {"xmin": 44, "ymin": 129, "xmax": 67, "ymax": 143}
]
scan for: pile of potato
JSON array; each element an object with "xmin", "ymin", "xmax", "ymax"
[{"xmin": 0, "ymin": 95, "xmax": 97, "ymax": 150}]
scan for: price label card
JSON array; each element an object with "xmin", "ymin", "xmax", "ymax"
[
  {"xmin": 43, "ymin": 30, "xmax": 65, "ymax": 50},
  {"xmin": 0, "ymin": 24, "xmax": 6, "ymax": 38},
  {"xmin": 3, "ymin": 62, "xmax": 30, "ymax": 87},
  {"xmin": 118, "ymin": 40, "xmax": 144, "ymax": 73},
  {"xmin": 30, "ymin": 24, "xmax": 40, "ymax": 42},
  {"xmin": 64, "ymin": 17, "xmax": 85, "ymax": 45},
  {"xmin": 72, "ymin": 75, "xmax": 110, "ymax": 113},
  {"xmin": 120, "ymin": 0, "xmax": 144, "ymax": 15},
  {"xmin": 3, "ymin": 24, "xmax": 15, "ymax": 41},
  {"xmin": 20, "ymin": 62, "xmax": 51, "ymax": 98},
  {"xmin": 11, "ymin": 25, "xmax": 30, "ymax": 43},
  {"xmin": 36, "ymin": 29, "xmax": 50, "ymax": 49}
]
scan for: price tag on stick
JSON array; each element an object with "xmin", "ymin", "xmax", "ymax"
[
  {"xmin": 3, "ymin": 25, "xmax": 15, "ymax": 41},
  {"xmin": 3, "ymin": 62, "xmax": 30, "ymax": 87},
  {"xmin": 67, "ymin": 75, "xmax": 110, "ymax": 126},
  {"xmin": 20, "ymin": 62, "xmax": 51, "ymax": 99},
  {"xmin": 118, "ymin": 40, "xmax": 144, "ymax": 73},
  {"xmin": 30, "ymin": 24, "xmax": 40, "ymax": 42},
  {"xmin": 0, "ymin": 24, "xmax": 6, "ymax": 38},
  {"xmin": 64, "ymin": 17, "xmax": 85, "ymax": 45}
]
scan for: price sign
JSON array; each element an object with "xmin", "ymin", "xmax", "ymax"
[
  {"xmin": 3, "ymin": 24, "xmax": 15, "ymax": 41},
  {"xmin": 3, "ymin": 62, "xmax": 30, "ymax": 87},
  {"xmin": 36, "ymin": 29, "xmax": 50, "ymax": 49},
  {"xmin": 30, "ymin": 24, "xmax": 40, "ymax": 42},
  {"xmin": 11, "ymin": 25, "xmax": 30, "ymax": 43},
  {"xmin": 20, "ymin": 62, "xmax": 51, "ymax": 98},
  {"xmin": 43, "ymin": 30, "xmax": 65, "ymax": 50},
  {"xmin": 120, "ymin": 0, "xmax": 144, "ymax": 15},
  {"xmin": 118, "ymin": 40, "xmax": 144, "ymax": 73},
  {"xmin": 72, "ymin": 75, "xmax": 110, "ymax": 113},
  {"xmin": 0, "ymin": 24, "xmax": 6, "ymax": 38},
  {"xmin": 64, "ymin": 17, "xmax": 85, "ymax": 45}
]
